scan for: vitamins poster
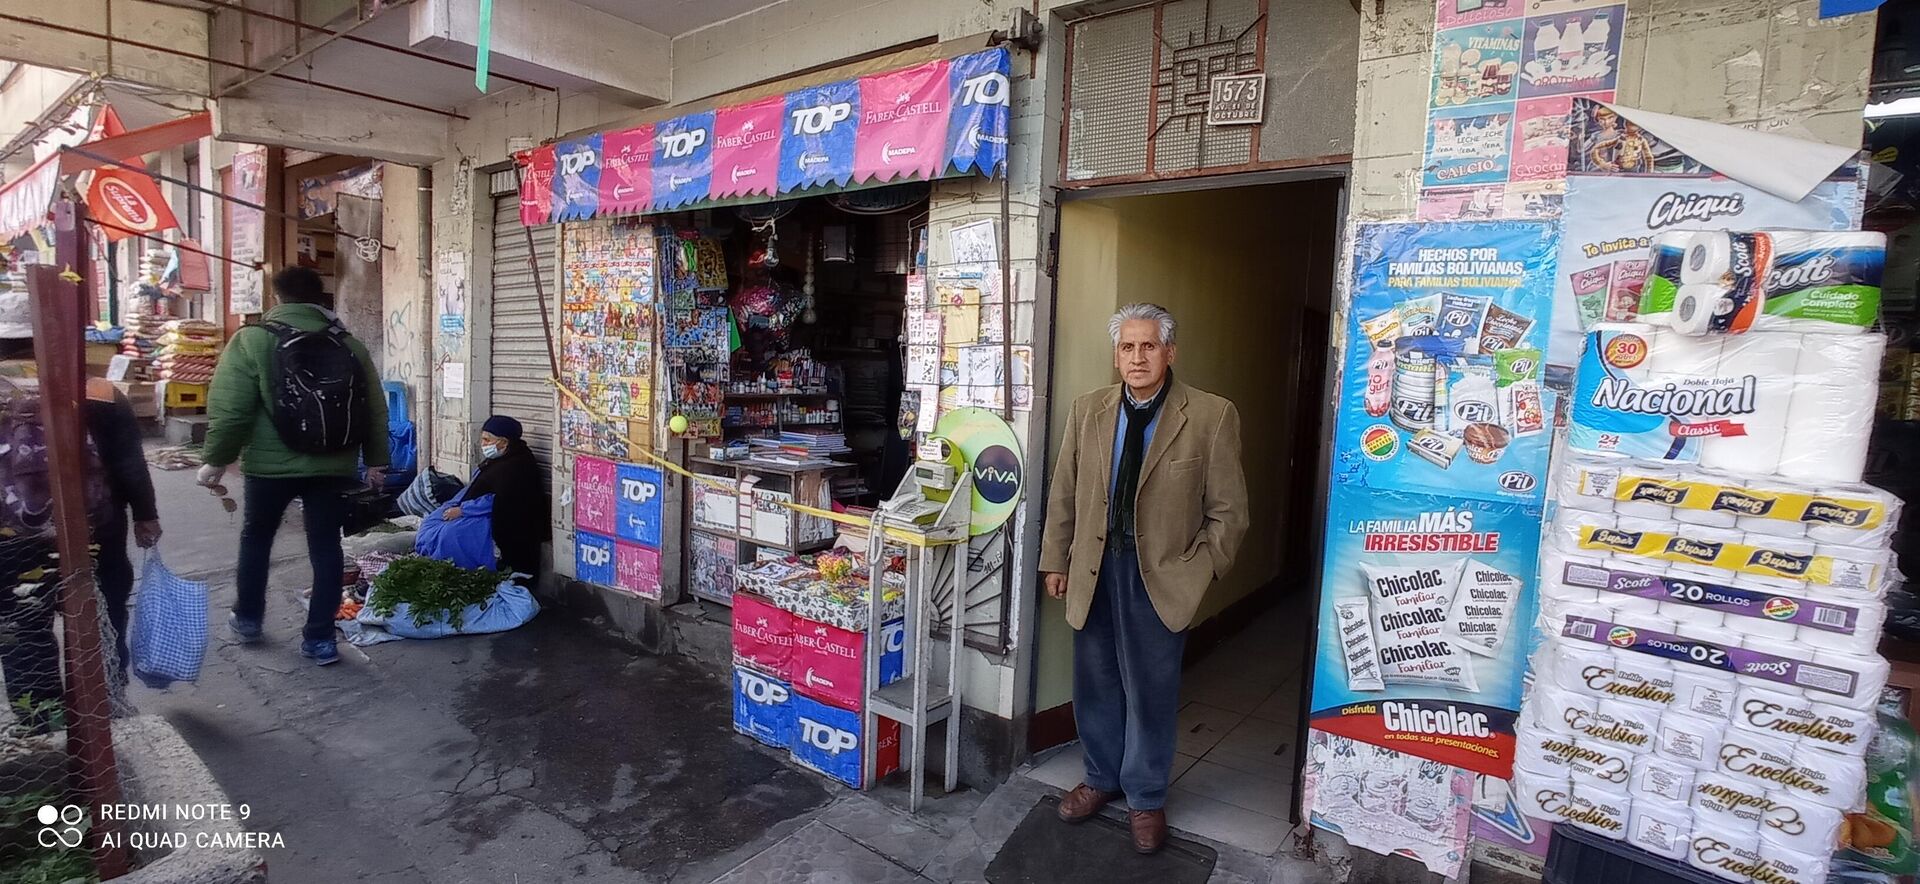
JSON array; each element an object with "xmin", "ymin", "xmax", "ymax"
[
  {"xmin": 1420, "ymin": 0, "xmax": 1624, "ymax": 220},
  {"xmin": 1336, "ymin": 220, "xmax": 1558, "ymax": 505},
  {"xmin": 1309, "ymin": 485, "xmax": 1542, "ymax": 777}
]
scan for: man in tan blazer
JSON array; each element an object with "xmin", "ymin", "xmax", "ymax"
[{"xmin": 1039, "ymin": 303, "xmax": 1249, "ymax": 854}]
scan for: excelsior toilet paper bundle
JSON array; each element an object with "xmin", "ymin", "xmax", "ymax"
[
  {"xmin": 1802, "ymin": 701, "xmax": 1876, "ymax": 756},
  {"xmin": 1672, "ymin": 667, "xmax": 1739, "ymax": 718},
  {"xmin": 1569, "ymin": 737, "xmax": 1635, "ymax": 788},
  {"xmin": 1786, "ymin": 743, "xmax": 1867, "ymax": 809},
  {"xmin": 1515, "ymin": 723, "xmax": 1579, "ymax": 775},
  {"xmin": 1658, "ymin": 709, "xmax": 1730, "ymax": 771},
  {"xmin": 1631, "ymin": 752, "xmax": 1698, "ymax": 804},
  {"xmin": 1733, "ymin": 686, "xmax": 1819, "ymax": 742},
  {"xmin": 1610, "ymin": 646, "xmax": 1678, "ymax": 706},
  {"xmin": 1627, "ymin": 798, "xmax": 1694, "ymax": 861},
  {"xmin": 1589, "ymin": 697, "xmax": 1661, "ymax": 751},
  {"xmin": 1529, "ymin": 686, "xmax": 1599, "ymax": 736},
  {"xmin": 1692, "ymin": 770, "xmax": 1773, "ymax": 829},
  {"xmin": 1689, "ymin": 824, "xmax": 1766, "ymax": 883},
  {"xmin": 1556, "ymin": 643, "xmax": 1619, "ymax": 697},
  {"xmin": 1510, "ymin": 765, "xmax": 1572, "ymax": 822},
  {"xmin": 1568, "ymin": 781, "xmax": 1633, "ymax": 839},
  {"xmin": 1716, "ymin": 727, "xmax": 1801, "ymax": 793},
  {"xmin": 1761, "ymin": 787, "xmax": 1848, "ymax": 855},
  {"xmin": 1757, "ymin": 829, "xmax": 1833, "ymax": 884}
]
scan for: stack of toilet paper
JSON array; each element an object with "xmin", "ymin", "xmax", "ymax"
[
  {"xmin": 1569, "ymin": 323, "xmax": 1887, "ymax": 483},
  {"xmin": 1640, "ymin": 229, "xmax": 1885, "ymax": 337}
]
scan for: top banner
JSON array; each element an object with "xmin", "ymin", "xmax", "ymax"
[{"xmin": 516, "ymin": 48, "xmax": 1011, "ymax": 223}]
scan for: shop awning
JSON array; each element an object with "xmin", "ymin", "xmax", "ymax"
[
  {"xmin": 57, "ymin": 112, "xmax": 212, "ymax": 176},
  {"xmin": 0, "ymin": 154, "xmax": 60, "ymax": 240},
  {"xmin": 515, "ymin": 45, "xmax": 1011, "ymax": 226}
]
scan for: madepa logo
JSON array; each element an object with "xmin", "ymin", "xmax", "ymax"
[
  {"xmin": 790, "ymin": 102, "xmax": 853, "ymax": 135},
  {"xmin": 880, "ymin": 142, "xmax": 917, "ymax": 165},
  {"xmin": 660, "ymin": 129, "xmax": 708, "ymax": 159},
  {"xmin": 799, "ymin": 718, "xmax": 859, "ymax": 755},
  {"xmin": 37, "ymin": 805, "xmax": 84, "ymax": 849}
]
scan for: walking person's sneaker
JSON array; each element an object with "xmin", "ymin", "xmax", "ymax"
[
  {"xmin": 300, "ymin": 639, "xmax": 340, "ymax": 666},
  {"xmin": 227, "ymin": 613, "xmax": 264, "ymax": 644},
  {"xmin": 1129, "ymin": 809, "xmax": 1168, "ymax": 855},
  {"xmin": 1056, "ymin": 783, "xmax": 1122, "ymax": 824}
]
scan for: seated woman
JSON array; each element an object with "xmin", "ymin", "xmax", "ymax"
[{"xmin": 417, "ymin": 416, "xmax": 549, "ymax": 578}]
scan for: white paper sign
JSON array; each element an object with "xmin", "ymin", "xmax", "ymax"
[{"xmin": 441, "ymin": 361, "xmax": 466, "ymax": 399}]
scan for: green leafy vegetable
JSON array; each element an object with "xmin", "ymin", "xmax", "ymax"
[{"xmin": 368, "ymin": 556, "xmax": 503, "ymax": 630}]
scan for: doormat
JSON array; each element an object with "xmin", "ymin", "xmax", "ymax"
[{"xmin": 984, "ymin": 795, "xmax": 1217, "ymax": 884}]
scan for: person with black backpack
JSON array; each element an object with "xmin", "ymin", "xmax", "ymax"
[{"xmin": 198, "ymin": 267, "xmax": 388, "ymax": 666}]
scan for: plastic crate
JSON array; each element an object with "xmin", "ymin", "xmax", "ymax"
[
  {"xmin": 1543, "ymin": 822, "xmax": 1726, "ymax": 884},
  {"xmin": 163, "ymin": 383, "xmax": 208, "ymax": 408}
]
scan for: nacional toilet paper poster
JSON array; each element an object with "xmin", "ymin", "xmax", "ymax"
[
  {"xmin": 1545, "ymin": 99, "xmax": 1868, "ymax": 367},
  {"xmin": 1337, "ymin": 220, "xmax": 1559, "ymax": 505},
  {"xmin": 1308, "ymin": 484, "xmax": 1542, "ymax": 777}
]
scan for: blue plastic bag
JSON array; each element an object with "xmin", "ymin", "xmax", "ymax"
[{"xmin": 129, "ymin": 551, "xmax": 208, "ymax": 689}]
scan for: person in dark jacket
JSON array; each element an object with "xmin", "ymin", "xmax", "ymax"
[
  {"xmin": 85, "ymin": 377, "xmax": 163, "ymax": 675},
  {"xmin": 442, "ymin": 416, "xmax": 548, "ymax": 579},
  {"xmin": 0, "ymin": 377, "xmax": 160, "ymax": 719}
]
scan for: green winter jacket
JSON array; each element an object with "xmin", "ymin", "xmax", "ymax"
[{"xmin": 202, "ymin": 303, "xmax": 389, "ymax": 478}]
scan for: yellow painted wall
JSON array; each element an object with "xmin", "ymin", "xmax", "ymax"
[{"xmin": 1035, "ymin": 181, "xmax": 1340, "ymax": 712}]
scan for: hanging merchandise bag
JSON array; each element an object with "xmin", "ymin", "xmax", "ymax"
[{"xmin": 129, "ymin": 550, "xmax": 209, "ymax": 689}]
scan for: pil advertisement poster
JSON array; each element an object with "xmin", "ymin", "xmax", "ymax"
[
  {"xmin": 1544, "ymin": 100, "xmax": 1868, "ymax": 367},
  {"xmin": 1309, "ymin": 484, "xmax": 1541, "ymax": 777},
  {"xmin": 1337, "ymin": 220, "xmax": 1559, "ymax": 505}
]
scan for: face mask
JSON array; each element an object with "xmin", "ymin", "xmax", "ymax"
[{"xmin": 481, "ymin": 443, "xmax": 502, "ymax": 460}]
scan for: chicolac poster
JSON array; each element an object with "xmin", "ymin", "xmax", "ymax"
[
  {"xmin": 1309, "ymin": 484, "xmax": 1541, "ymax": 777},
  {"xmin": 1336, "ymin": 220, "xmax": 1559, "ymax": 505}
]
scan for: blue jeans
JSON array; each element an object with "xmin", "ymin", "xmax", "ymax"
[
  {"xmin": 234, "ymin": 475, "xmax": 349, "ymax": 641},
  {"xmin": 1074, "ymin": 542, "xmax": 1188, "ymax": 811}
]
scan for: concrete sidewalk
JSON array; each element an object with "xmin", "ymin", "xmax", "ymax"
[{"xmin": 128, "ymin": 453, "xmax": 1332, "ymax": 883}]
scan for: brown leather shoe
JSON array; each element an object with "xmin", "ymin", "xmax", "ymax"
[
  {"xmin": 1057, "ymin": 783, "xmax": 1122, "ymax": 823},
  {"xmin": 1129, "ymin": 809, "xmax": 1168, "ymax": 855}
]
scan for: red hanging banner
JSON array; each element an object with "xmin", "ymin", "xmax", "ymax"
[{"xmin": 80, "ymin": 106, "xmax": 181, "ymax": 243}]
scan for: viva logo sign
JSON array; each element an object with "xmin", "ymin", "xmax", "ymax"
[{"xmin": 972, "ymin": 445, "xmax": 1021, "ymax": 505}]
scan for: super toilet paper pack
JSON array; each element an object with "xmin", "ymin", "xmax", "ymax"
[
  {"xmin": 1555, "ymin": 452, "xmax": 1899, "ymax": 540},
  {"xmin": 1642, "ymin": 230, "xmax": 1885, "ymax": 335}
]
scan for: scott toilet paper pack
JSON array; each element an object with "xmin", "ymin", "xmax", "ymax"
[{"xmin": 1642, "ymin": 229, "xmax": 1886, "ymax": 335}]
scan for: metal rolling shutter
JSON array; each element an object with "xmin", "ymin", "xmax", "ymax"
[{"xmin": 490, "ymin": 194, "xmax": 558, "ymax": 473}]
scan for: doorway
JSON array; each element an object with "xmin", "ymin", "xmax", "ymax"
[{"xmin": 1028, "ymin": 174, "xmax": 1344, "ymax": 856}]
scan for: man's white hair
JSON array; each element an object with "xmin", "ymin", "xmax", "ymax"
[{"xmin": 1108, "ymin": 303, "xmax": 1176, "ymax": 347}]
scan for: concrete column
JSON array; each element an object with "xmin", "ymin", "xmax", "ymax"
[{"xmin": 0, "ymin": 0, "xmax": 209, "ymax": 96}]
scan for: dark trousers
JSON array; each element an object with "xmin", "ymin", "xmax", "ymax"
[
  {"xmin": 234, "ymin": 476, "xmax": 348, "ymax": 642},
  {"xmin": 497, "ymin": 539, "xmax": 541, "ymax": 583},
  {"xmin": 0, "ymin": 535, "xmax": 62, "ymax": 711},
  {"xmin": 95, "ymin": 512, "xmax": 133, "ymax": 676},
  {"xmin": 1073, "ymin": 542, "xmax": 1188, "ymax": 811}
]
